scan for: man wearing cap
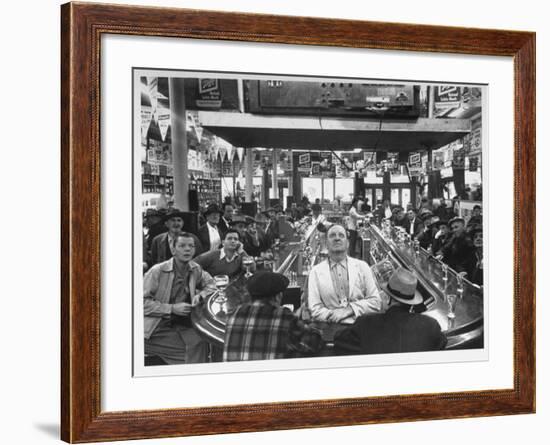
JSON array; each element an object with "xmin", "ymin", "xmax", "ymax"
[
  {"xmin": 197, "ymin": 204, "xmax": 223, "ymax": 252},
  {"xmin": 150, "ymin": 208, "xmax": 203, "ymax": 266},
  {"xmin": 144, "ymin": 232, "xmax": 216, "ymax": 364},
  {"xmin": 334, "ymin": 267, "xmax": 447, "ymax": 355},
  {"xmin": 223, "ymin": 271, "xmax": 323, "ymax": 361},
  {"xmin": 308, "ymin": 224, "xmax": 383, "ymax": 324},
  {"xmin": 194, "ymin": 229, "xmax": 254, "ymax": 279}
]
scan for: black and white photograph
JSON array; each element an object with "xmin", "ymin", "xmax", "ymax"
[{"xmin": 134, "ymin": 70, "xmax": 485, "ymax": 374}]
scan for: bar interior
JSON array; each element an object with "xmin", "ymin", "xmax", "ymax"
[{"xmin": 140, "ymin": 75, "xmax": 484, "ymax": 365}]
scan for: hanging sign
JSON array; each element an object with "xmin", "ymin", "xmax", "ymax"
[
  {"xmin": 298, "ymin": 153, "xmax": 310, "ymax": 165},
  {"xmin": 409, "ymin": 152, "xmax": 421, "ymax": 167},
  {"xmin": 196, "ymin": 79, "xmax": 222, "ymax": 108}
]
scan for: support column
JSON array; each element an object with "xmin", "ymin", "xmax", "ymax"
[
  {"xmin": 168, "ymin": 78, "xmax": 189, "ymax": 211},
  {"xmin": 271, "ymin": 148, "xmax": 279, "ymax": 201},
  {"xmin": 245, "ymin": 148, "xmax": 254, "ymax": 202},
  {"xmin": 288, "ymin": 148, "xmax": 294, "ymax": 198}
]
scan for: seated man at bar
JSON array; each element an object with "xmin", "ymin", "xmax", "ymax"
[
  {"xmin": 150, "ymin": 208, "xmax": 203, "ymax": 266},
  {"xmin": 441, "ymin": 217, "xmax": 475, "ymax": 274},
  {"xmin": 223, "ymin": 271, "xmax": 323, "ymax": 361},
  {"xmin": 334, "ymin": 267, "xmax": 447, "ymax": 355},
  {"xmin": 194, "ymin": 229, "xmax": 255, "ymax": 280},
  {"xmin": 308, "ymin": 224, "xmax": 383, "ymax": 324},
  {"xmin": 404, "ymin": 208, "xmax": 424, "ymax": 239},
  {"xmin": 144, "ymin": 232, "xmax": 216, "ymax": 365}
]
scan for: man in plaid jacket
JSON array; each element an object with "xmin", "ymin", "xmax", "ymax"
[{"xmin": 223, "ymin": 271, "xmax": 323, "ymax": 361}]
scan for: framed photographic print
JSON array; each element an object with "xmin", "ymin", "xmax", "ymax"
[{"xmin": 61, "ymin": 2, "xmax": 535, "ymax": 442}]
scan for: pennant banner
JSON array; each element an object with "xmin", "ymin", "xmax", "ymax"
[
  {"xmin": 156, "ymin": 98, "xmax": 171, "ymax": 142},
  {"xmin": 227, "ymin": 145, "xmax": 235, "ymax": 163},
  {"xmin": 237, "ymin": 147, "xmax": 245, "ymax": 163}
]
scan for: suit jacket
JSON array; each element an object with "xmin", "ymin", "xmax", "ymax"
[
  {"xmin": 264, "ymin": 219, "xmax": 279, "ymax": 247},
  {"xmin": 334, "ymin": 305, "xmax": 447, "ymax": 355},
  {"xmin": 150, "ymin": 232, "xmax": 203, "ymax": 266},
  {"xmin": 307, "ymin": 256, "xmax": 383, "ymax": 324},
  {"xmin": 218, "ymin": 217, "xmax": 231, "ymax": 237},
  {"xmin": 403, "ymin": 217, "xmax": 424, "ymax": 238},
  {"xmin": 197, "ymin": 224, "xmax": 222, "ymax": 252}
]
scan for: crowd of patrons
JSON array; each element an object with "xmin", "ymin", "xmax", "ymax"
[
  {"xmin": 373, "ymin": 198, "xmax": 483, "ymax": 286},
  {"xmin": 141, "ymin": 194, "xmax": 481, "ymax": 366}
]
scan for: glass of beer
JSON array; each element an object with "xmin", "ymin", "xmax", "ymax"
[
  {"xmin": 446, "ymin": 293, "xmax": 458, "ymax": 319},
  {"xmin": 213, "ymin": 274, "xmax": 229, "ymax": 307},
  {"xmin": 243, "ymin": 256, "xmax": 254, "ymax": 279}
]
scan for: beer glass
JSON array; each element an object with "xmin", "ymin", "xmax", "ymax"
[
  {"xmin": 243, "ymin": 256, "xmax": 254, "ymax": 279},
  {"xmin": 213, "ymin": 274, "xmax": 229, "ymax": 308},
  {"xmin": 446, "ymin": 293, "xmax": 458, "ymax": 319}
]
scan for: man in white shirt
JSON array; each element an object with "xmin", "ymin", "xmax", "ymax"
[
  {"xmin": 198, "ymin": 204, "xmax": 222, "ymax": 252},
  {"xmin": 308, "ymin": 224, "xmax": 383, "ymax": 324}
]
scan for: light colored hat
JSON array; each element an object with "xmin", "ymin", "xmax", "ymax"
[{"xmin": 384, "ymin": 267, "xmax": 423, "ymax": 305}]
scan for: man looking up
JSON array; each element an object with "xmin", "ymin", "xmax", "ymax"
[
  {"xmin": 143, "ymin": 232, "xmax": 216, "ymax": 364},
  {"xmin": 308, "ymin": 224, "xmax": 383, "ymax": 324}
]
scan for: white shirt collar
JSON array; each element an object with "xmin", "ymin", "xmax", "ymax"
[{"xmin": 219, "ymin": 248, "xmax": 238, "ymax": 262}]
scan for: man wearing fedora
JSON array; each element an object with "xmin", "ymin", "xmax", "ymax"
[
  {"xmin": 150, "ymin": 208, "xmax": 203, "ymax": 266},
  {"xmin": 308, "ymin": 224, "xmax": 383, "ymax": 324},
  {"xmin": 197, "ymin": 204, "xmax": 223, "ymax": 252},
  {"xmin": 223, "ymin": 271, "xmax": 323, "ymax": 361},
  {"xmin": 334, "ymin": 267, "xmax": 447, "ymax": 355}
]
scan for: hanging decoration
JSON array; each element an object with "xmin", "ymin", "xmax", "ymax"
[{"xmin": 236, "ymin": 147, "xmax": 245, "ymax": 163}]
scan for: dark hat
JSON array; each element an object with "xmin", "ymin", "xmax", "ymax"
[
  {"xmin": 246, "ymin": 271, "xmax": 289, "ymax": 299},
  {"xmin": 428, "ymin": 216, "xmax": 448, "ymax": 229},
  {"xmin": 261, "ymin": 207, "xmax": 276, "ymax": 216},
  {"xmin": 468, "ymin": 223, "xmax": 483, "ymax": 236},
  {"xmin": 204, "ymin": 204, "xmax": 221, "ymax": 217},
  {"xmin": 144, "ymin": 208, "xmax": 162, "ymax": 218},
  {"xmin": 229, "ymin": 214, "xmax": 251, "ymax": 226},
  {"xmin": 163, "ymin": 208, "xmax": 186, "ymax": 222},
  {"xmin": 419, "ymin": 210, "xmax": 434, "ymax": 221},
  {"xmin": 384, "ymin": 267, "xmax": 423, "ymax": 305},
  {"xmin": 448, "ymin": 216, "xmax": 465, "ymax": 227},
  {"xmin": 311, "ymin": 203, "xmax": 322, "ymax": 212}
]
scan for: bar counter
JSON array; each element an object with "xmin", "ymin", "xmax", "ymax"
[{"xmin": 192, "ymin": 221, "xmax": 484, "ymax": 353}]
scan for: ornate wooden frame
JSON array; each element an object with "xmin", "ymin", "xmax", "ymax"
[{"xmin": 61, "ymin": 2, "xmax": 536, "ymax": 442}]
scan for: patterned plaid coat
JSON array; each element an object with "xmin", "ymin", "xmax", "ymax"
[{"xmin": 223, "ymin": 300, "xmax": 323, "ymax": 361}]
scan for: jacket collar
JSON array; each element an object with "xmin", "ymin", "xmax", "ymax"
[{"xmin": 159, "ymin": 257, "xmax": 200, "ymax": 273}]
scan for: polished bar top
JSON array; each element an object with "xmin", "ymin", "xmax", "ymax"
[{"xmin": 192, "ymin": 221, "xmax": 484, "ymax": 351}]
